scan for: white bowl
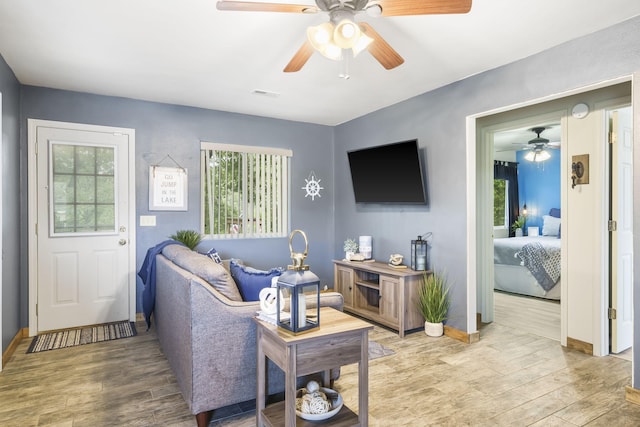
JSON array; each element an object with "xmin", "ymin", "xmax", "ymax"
[{"xmin": 295, "ymin": 387, "xmax": 343, "ymax": 421}]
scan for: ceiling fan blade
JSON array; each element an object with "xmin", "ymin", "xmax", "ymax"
[
  {"xmin": 377, "ymin": 0, "xmax": 471, "ymax": 17},
  {"xmin": 284, "ymin": 40, "xmax": 315, "ymax": 72},
  {"xmin": 216, "ymin": 1, "xmax": 318, "ymax": 13},
  {"xmin": 359, "ymin": 22, "xmax": 404, "ymax": 70}
]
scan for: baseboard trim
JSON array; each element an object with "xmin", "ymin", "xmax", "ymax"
[
  {"xmin": 444, "ymin": 325, "xmax": 480, "ymax": 344},
  {"xmin": 566, "ymin": 336, "xmax": 593, "ymax": 355},
  {"xmin": 626, "ymin": 386, "xmax": 640, "ymax": 405},
  {"xmin": 2, "ymin": 327, "xmax": 28, "ymax": 369}
]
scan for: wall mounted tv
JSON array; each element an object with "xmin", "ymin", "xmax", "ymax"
[{"xmin": 347, "ymin": 139, "xmax": 426, "ymax": 204}]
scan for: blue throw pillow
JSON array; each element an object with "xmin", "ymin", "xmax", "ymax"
[{"xmin": 229, "ymin": 259, "xmax": 284, "ymax": 302}]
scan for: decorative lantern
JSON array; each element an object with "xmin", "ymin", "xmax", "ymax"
[
  {"xmin": 276, "ymin": 230, "xmax": 320, "ymax": 334},
  {"xmin": 411, "ymin": 235, "xmax": 428, "ymax": 271}
]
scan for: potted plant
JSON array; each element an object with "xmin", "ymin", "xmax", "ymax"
[
  {"xmin": 343, "ymin": 238, "xmax": 358, "ymax": 261},
  {"xmin": 170, "ymin": 229, "xmax": 202, "ymax": 250},
  {"xmin": 511, "ymin": 215, "xmax": 526, "ymax": 237},
  {"xmin": 417, "ymin": 270, "xmax": 450, "ymax": 337}
]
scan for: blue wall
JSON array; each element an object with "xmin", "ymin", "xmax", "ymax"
[
  {"xmin": 0, "ymin": 54, "xmax": 21, "ymax": 352},
  {"xmin": 19, "ymin": 87, "xmax": 336, "ymax": 317},
  {"xmin": 516, "ymin": 149, "xmax": 561, "ymax": 232}
]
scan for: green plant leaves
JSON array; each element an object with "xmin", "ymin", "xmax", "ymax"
[
  {"xmin": 417, "ymin": 271, "xmax": 450, "ymax": 323},
  {"xmin": 169, "ymin": 229, "xmax": 202, "ymax": 250}
]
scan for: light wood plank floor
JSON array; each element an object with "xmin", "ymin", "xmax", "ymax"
[
  {"xmin": 494, "ymin": 291, "xmax": 561, "ymax": 341},
  {"xmin": 2, "ymin": 319, "xmax": 640, "ymax": 426}
]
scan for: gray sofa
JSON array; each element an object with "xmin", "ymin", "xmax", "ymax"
[{"xmin": 154, "ymin": 244, "xmax": 344, "ymax": 426}]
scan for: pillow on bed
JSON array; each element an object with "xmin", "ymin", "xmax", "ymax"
[
  {"xmin": 549, "ymin": 208, "xmax": 561, "ymax": 218},
  {"xmin": 542, "ymin": 215, "xmax": 561, "ymax": 237}
]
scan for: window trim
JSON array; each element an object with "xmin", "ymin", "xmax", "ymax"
[{"xmin": 200, "ymin": 142, "xmax": 293, "ymax": 239}]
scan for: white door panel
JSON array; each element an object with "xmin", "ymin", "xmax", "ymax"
[
  {"xmin": 611, "ymin": 106, "xmax": 633, "ymax": 353},
  {"xmin": 30, "ymin": 121, "xmax": 134, "ymax": 333}
]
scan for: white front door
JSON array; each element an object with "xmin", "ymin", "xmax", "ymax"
[
  {"xmin": 610, "ymin": 106, "xmax": 633, "ymax": 353},
  {"xmin": 29, "ymin": 120, "xmax": 136, "ymax": 333}
]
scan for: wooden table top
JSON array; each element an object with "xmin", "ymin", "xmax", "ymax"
[{"xmin": 254, "ymin": 307, "xmax": 373, "ymax": 344}]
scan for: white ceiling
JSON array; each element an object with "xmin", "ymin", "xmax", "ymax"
[{"xmin": 1, "ymin": 1, "xmax": 639, "ymax": 126}]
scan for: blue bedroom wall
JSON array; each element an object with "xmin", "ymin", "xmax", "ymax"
[
  {"xmin": 515, "ymin": 150, "xmax": 561, "ymax": 233},
  {"xmin": 0, "ymin": 54, "xmax": 21, "ymax": 353},
  {"xmin": 19, "ymin": 87, "xmax": 336, "ymax": 318}
]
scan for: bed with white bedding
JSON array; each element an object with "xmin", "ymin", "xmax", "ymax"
[{"xmin": 493, "ymin": 235, "xmax": 561, "ymax": 300}]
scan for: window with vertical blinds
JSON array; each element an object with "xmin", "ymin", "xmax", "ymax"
[{"xmin": 201, "ymin": 142, "xmax": 292, "ymax": 239}]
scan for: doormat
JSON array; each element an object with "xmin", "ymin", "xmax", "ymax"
[
  {"xmin": 27, "ymin": 320, "xmax": 137, "ymax": 354},
  {"xmin": 369, "ymin": 340, "xmax": 395, "ymax": 360}
]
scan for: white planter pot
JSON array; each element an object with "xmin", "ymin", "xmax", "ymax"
[
  {"xmin": 515, "ymin": 228, "xmax": 523, "ymax": 237},
  {"xmin": 345, "ymin": 251, "xmax": 355, "ymax": 261},
  {"xmin": 424, "ymin": 321, "xmax": 444, "ymax": 337}
]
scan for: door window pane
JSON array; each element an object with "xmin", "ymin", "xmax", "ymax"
[{"xmin": 51, "ymin": 142, "xmax": 116, "ymax": 235}]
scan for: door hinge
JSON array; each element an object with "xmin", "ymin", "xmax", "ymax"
[
  {"xmin": 608, "ymin": 307, "xmax": 617, "ymax": 320},
  {"xmin": 608, "ymin": 220, "xmax": 617, "ymax": 232},
  {"xmin": 609, "ymin": 130, "xmax": 617, "ymax": 145}
]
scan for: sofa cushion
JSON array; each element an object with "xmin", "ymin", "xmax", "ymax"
[
  {"xmin": 162, "ymin": 245, "xmax": 243, "ymax": 301},
  {"xmin": 229, "ymin": 259, "xmax": 284, "ymax": 302}
]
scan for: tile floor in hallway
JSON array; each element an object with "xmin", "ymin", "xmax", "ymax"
[{"xmin": 1, "ymin": 318, "xmax": 640, "ymax": 426}]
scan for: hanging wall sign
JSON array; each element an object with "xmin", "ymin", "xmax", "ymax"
[{"xmin": 149, "ymin": 166, "xmax": 188, "ymax": 211}]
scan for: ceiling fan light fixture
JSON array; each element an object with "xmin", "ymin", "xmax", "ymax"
[
  {"xmin": 537, "ymin": 150, "xmax": 551, "ymax": 162},
  {"xmin": 524, "ymin": 149, "xmax": 550, "ymax": 162},
  {"xmin": 320, "ymin": 43, "xmax": 343, "ymax": 60},
  {"xmin": 352, "ymin": 32, "xmax": 373, "ymax": 57},
  {"xmin": 334, "ymin": 19, "xmax": 361, "ymax": 48},
  {"xmin": 307, "ymin": 22, "xmax": 334, "ymax": 49}
]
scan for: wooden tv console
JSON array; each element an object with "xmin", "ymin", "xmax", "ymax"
[{"xmin": 333, "ymin": 260, "xmax": 429, "ymax": 337}]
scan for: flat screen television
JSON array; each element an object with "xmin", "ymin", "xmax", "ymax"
[{"xmin": 347, "ymin": 139, "xmax": 426, "ymax": 204}]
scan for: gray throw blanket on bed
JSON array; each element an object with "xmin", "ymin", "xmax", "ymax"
[{"xmin": 515, "ymin": 242, "xmax": 561, "ymax": 291}]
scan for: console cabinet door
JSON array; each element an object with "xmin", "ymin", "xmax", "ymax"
[
  {"xmin": 335, "ymin": 265, "xmax": 354, "ymax": 308},
  {"xmin": 379, "ymin": 275, "xmax": 400, "ymax": 325}
]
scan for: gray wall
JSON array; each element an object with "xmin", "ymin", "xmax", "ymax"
[
  {"xmin": 19, "ymin": 87, "xmax": 336, "ymax": 317},
  {"xmin": 333, "ymin": 15, "xmax": 640, "ymax": 334},
  {"xmin": 0, "ymin": 54, "xmax": 21, "ymax": 352}
]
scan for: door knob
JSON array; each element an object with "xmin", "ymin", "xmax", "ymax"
[{"xmin": 119, "ymin": 239, "xmax": 127, "ymax": 246}]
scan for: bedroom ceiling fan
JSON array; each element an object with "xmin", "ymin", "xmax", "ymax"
[
  {"xmin": 216, "ymin": 0, "xmax": 472, "ymax": 73},
  {"xmin": 522, "ymin": 126, "xmax": 559, "ymax": 162}
]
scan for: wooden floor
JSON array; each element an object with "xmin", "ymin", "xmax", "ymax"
[
  {"xmin": 494, "ymin": 291, "xmax": 561, "ymax": 341},
  {"xmin": 2, "ymin": 318, "xmax": 640, "ymax": 426}
]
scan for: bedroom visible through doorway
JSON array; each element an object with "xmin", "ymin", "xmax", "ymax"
[
  {"xmin": 474, "ymin": 80, "xmax": 633, "ymax": 357},
  {"xmin": 492, "ymin": 120, "xmax": 562, "ymax": 341}
]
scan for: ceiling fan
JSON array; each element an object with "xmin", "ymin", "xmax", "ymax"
[
  {"xmin": 216, "ymin": 0, "xmax": 472, "ymax": 72},
  {"xmin": 520, "ymin": 126, "xmax": 560, "ymax": 162}
]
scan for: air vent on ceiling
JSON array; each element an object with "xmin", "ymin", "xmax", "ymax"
[{"xmin": 252, "ymin": 89, "xmax": 280, "ymax": 98}]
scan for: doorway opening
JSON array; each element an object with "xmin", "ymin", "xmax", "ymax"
[{"xmin": 471, "ymin": 80, "xmax": 632, "ymax": 357}]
